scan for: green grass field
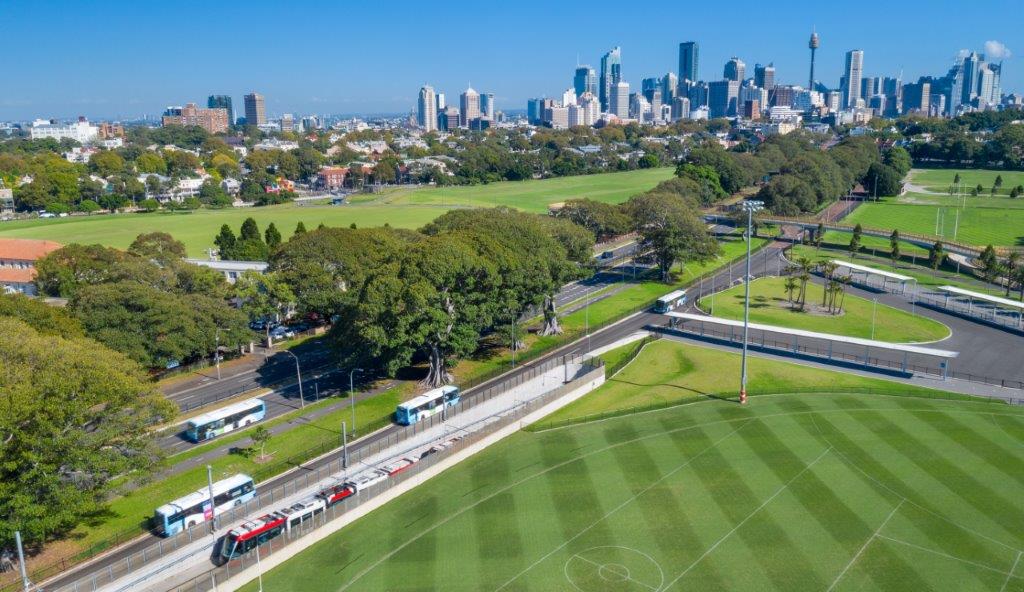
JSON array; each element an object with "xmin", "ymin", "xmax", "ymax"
[
  {"xmin": 697, "ymin": 276, "xmax": 950, "ymax": 343},
  {"xmin": 0, "ymin": 169, "xmax": 673, "ymax": 256},
  {"xmin": 912, "ymin": 168, "xmax": 1024, "ymax": 195},
  {"xmin": 843, "ymin": 202, "xmax": 1024, "ymax": 248},
  {"xmin": 237, "ymin": 355, "xmax": 1024, "ymax": 591},
  {"xmin": 537, "ymin": 340, "xmax": 970, "ymax": 427},
  {"xmin": 897, "ymin": 192, "xmax": 1024, "ymax": 209},
  {"xmin": 382, "ymin": 167, "xmax": 674, "ymax": 212}
]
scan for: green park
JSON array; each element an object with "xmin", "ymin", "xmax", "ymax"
[{"xmin": 0, "ymin": 168, "xmax": 673, "ymax": 256}]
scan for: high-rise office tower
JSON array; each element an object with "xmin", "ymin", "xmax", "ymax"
[
  {"xmin": 243, "ymin": 92, "xmax": 266, "ymax": 126},
  {"xmin": 808, "ymin": 30, "xmax": 820, "ymax": 89},
  {"xmin": 679, "ymin": 41, "xmax": 699, "ymax": 83},
  {"xmin": 574, "ymin": 66, "xmax": 597, "ymax": 97},
  {"xmin": 902, "ymin": 81, "xmax": 931, "ymax": 114},
  {"xmin": 753, "ymin": 64, "xmax": 775, "ymax": 90},
  {"xmin": 708, "ymin": 80, "xmax": 740, "ymax": 118},
  {"xmin": 481, "ymin": 93, "xmax": 495, "ymax": 119},
  {"xmin": 641, "ymin": 77, "xmax": 660, "ymax": 101},
  {"xmin": 459, "ymin": 86, "xmax": 480, "ymax": 127},
  {"xmin": 436, "ymin": 92, "xmax": 446, "ymax": 111},
  {"xmin": 724, "ymin": 57, "xmax": 746, "ymax": 82},
  {"xmin": 610, "ymin": 81, "xmax": 629, "ymax": 118},
  {"xmin": 661, "ymin": 72, "xmax": 678, "ymax": 103},
  {"xmin": 527, "ymin": 98, "xmax": 545, "ymax": 125},
  {"xmin": 418, "ymin": 86, "xmax": 437, "ymax": 132},
  {"xmin": 561, "ymin": 88, "xmax": 577, "ymax": 108},
  {"xmin": 207, "ymin": 95, "xmax": 234, "ymax": 125},
  {"xmin": 861, "ymin": 76, "xmax": 880, "ymax": 99},
  {"xmin": 600, "ymin": 47, "xmax": 622, "ymax": 113},
  {"xmin": 840, "ymin": 50, "xmax": 864, "ymax": 108}
]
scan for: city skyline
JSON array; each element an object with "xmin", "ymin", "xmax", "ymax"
[{"xmin": 0, "ymin": 0, "xmax": 1019, "ymax": 120}]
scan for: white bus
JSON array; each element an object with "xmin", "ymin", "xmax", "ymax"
[
  {"xmin": 185, "ymin": 398, "xmax": 266, "ymax": 443},
  {"xmin": 153, "ymin": 473, "xmax": 255, "ymax": 537},
  {"xmin": 395, "ymin": 385, "xmax": 460, "ymax": 425},
  {"xmin": 654, "ymin": 289, "xmax": 688, "ymax": 313}
]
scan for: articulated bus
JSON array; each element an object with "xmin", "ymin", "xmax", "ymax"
[
  {"xmin": 153, "ymin": 474, "xmax": 256, "ymax": 537},
  {"xmin": 394, "ymin": 385, "xmax": 460, "ymax": 425},
  {"xmin": 654, "ymin": 289, "xmax": 688, "ymax": 313},
  {"xmin": 185, "ymin": 398, "xmax": 266, "ymax": 443}
]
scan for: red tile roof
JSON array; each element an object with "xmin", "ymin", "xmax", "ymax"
[{"xmin": 0, "ymin": 238, "xmax": 63, "ymax": 261}]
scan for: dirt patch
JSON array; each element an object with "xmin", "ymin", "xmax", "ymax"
[{"xmin": 773, "ymin": 298, "xmax": 846, "ymax": 317}]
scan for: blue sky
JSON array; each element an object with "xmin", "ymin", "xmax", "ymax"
[{"xmin": 1, "ymin": 0, "xmax": 1019, "ymax": 121}]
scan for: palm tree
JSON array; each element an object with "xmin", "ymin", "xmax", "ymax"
[
  {"xmin": 783, "ymin": 276, "xmax": 799, "ymax": 305},
  {"xmin": 835, "ymin": 275, "xmax": 851, "ymax": 314},
  {"xmin": 818, "ymin": 260, "xmax": 838, "ymax": 306},
  {"xmin": 794, "ymin": 256, "xmax": 814, "ymax": 310}
]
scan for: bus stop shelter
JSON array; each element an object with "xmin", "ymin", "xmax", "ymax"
[
  {"xmin": 663, "ymin": 311, "xmax": 959, "ymax": 377},
  {"xmin": 831, "ymin": 259, "xmax": 916, "ymax": 295},
  {"xmin": 936, "ymin": 285, "xmax": 1024, "ymax": 327}
]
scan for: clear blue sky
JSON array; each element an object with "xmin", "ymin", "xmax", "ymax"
[{"xmin": 1, "ymin": 0, "xmax": 1018, "ymax": 121}]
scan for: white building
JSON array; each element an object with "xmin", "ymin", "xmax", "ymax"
[
  {"xmin": 610, "ymin": 82, "xmax": 630, "ymax": 118},
  {"xmin": 561, "ymin": 88, "xmax": 577, "ymax": 108},
  {"xmin": 547, "ymin": 106, "xmax": 569, "ymax": 129},
  {"xmin": 185, "ymin": 258, "xmax": 268, "ymax": 283},
  {"xmin": 30, "ymin": 118, "xmax": 99, "ymax": 143},
  {"xmin": 579, "ymin": 93, "xmax": 600, "ymax": 126},
  {"xmin": 253, "ymin": 139, "xmax": 299, "ymax": 151},
  {"xmin": 793, "ymin": 90, "xmax": 824, "ymax": 112}
]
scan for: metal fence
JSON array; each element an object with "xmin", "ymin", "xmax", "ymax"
[
  {"xmin": 657, "ymin": 323, "xmax": 1024, "ymax": 392},
  {"xmin": 915, "ymin": 291, "xmax": 1024, "ymax": 334},
  {"xmin": 43, "ymin": 355, "xmax": 600, "ymax": 592}
]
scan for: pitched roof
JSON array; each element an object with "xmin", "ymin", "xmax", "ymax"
[{"xmin": 0, "ymin": 238, "xmax": 63, "ymax": 261}]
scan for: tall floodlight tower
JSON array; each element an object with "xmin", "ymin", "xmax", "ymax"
[{"xmin": 809, "ymin": 29, "xmax": 820, "ymax": 89}]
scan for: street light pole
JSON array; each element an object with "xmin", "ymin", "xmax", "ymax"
[
  {"xmin": 349, "ymin": 368, "xmax": 362, "ymax": 437},
  {"xmin": 214, "ymin": 327, "xmax": 221, "ymax": 381},
  {"xmin": 739, "ymin": 200, "xmax": 764, "ymax": 405},
  {"xmin": 283, "ymin": 350, "xmax": 305, "ymax": 409},
  {"xmin": 871, "ymin": 298, "xmax": 878, "ymax": 340},
  {"xmin": 585, "ymin": 286, "xmax": 591, "ymax": 354},
  {"xmin": 206, "ymin": 464, "xmax": 217, "ymax": 533},
  {"xmin": 342, "ymin": 421, "xmax": 348, "ymax": 469}
]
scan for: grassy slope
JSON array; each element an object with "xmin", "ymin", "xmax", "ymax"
[
  {"xmin": 697, "ymin": 276, "xmax": 950, "ymax": 343},
  {"xmin": 539, "ymin": 340, "xmax": 970, "ymax": 426},
  {"xmin": 0, "ymin": 169, "xmax": 673, "ymax": 256},
  {"xmin": 236, "ymin": 383, "xmax": 1024, "ymax": 591}
]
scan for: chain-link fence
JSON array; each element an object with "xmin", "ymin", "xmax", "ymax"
[{"xmin": 44, "ymin": 355, "xmax": 601, "ymax": 592}]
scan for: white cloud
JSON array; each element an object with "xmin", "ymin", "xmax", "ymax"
[
  {"xmin": 956, "ymin": 49, "xmax": 971, "ymax": 59},
  {"xmin": 984, "ymin": 40, "xmax": 1012, "ymax": 60}
]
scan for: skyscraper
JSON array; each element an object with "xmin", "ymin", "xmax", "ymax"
[
  {"xmin": 679, "ymin": 41, "xmax": 699, "ymax": 83},
  {"xmin": 808, "ymin": 30, "xmax": 820, "ymax": 89},
  {"xmin": 861, "ymin": 76, "xmax": 880, "ymax": 99},
  {"xmin": 641, "ymin": 77, "xmax": 660, "ymax": 101},
  {"xmin": 481, "ymin": 93, "xmax": 495, "ymax": 119},
  {"xmin": 610, "ymin": 81, "xmax": 629, "ymax": 118},
  {"xmin": 753, "ymin": 64, "xmax": 775, "ymax": 90},
  {"xmin": 724, "ymin": 57, "xmax": 746, "ymax": 82},
  {"xmin": 708, "ymin": 80, "xmax": 740, "ymax": 118},
  {"xmin": 840, "ymin": 50, "xmax": 864, "ymax": 108},
  {"xmin": 459, "ymin": 86, "xmax": 480, "ymax": 127},
  {"xmin": 418, "ymin": 86, "xmax": 437, "ymax": 132},
  {"xmin": 661, "ymin": 72, "xmax": 678, "ymax": 103},
  {"xmin": 574, "ymin": 66, "xmax": 597, "ymax": 97},
  {"xmin": 207, "ymin": 95, "xmax": 234, "ymax": 126},
  {"xmin": 599, "ymin": 47, "xmax": 622, "ymax": 113},
  {"xmin": 436, "ymin": 92, "xmax": 446, "ymax": 111},
  {"xmin": 243, "ymin": 92, "xmax": 266, "ymax": 126}
]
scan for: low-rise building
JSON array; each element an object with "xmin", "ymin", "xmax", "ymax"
[
  {"xmin": 0, "ymin": 238, "xmax": 63, "ymax": 296},
  {"xmin": 30, "ymin": 117, "xmax": 99, "ymax": 143},
  {"xmin": 316, "ymin": 166, "xmax": 349, "ymax": 189},
  {"xmin": 185, "ymin": 258, "xmax": 267, "ymax": 283},
  {"xmin": 0, "ymin": 187, "xmax": 14, "ymax": 215},
  {"xmin": 253, "ymin": 139, "xmax": 299, "ymax": 151}
]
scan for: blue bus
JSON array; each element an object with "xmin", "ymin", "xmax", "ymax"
[
  {"xmin": 185, "ymin": 398, "xmax": 266, "ymax": 443},
  {"xmin": 153, "ymin": 474, "xmax": 256, "ymax": 537},
  {"xmin": 395, "ymin": 385, "xmax": 460, "ymax": 425}
]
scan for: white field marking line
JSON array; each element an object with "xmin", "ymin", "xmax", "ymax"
[
  {"xmin": 875, "ymin": 534, "xmax": 1024, "ymax": 580},
  {"xmin": 491, "ymin": 421, "xmax": 752, "ymax": 592},
  {"xmin": 661, "ymin": 446, "xmax": 832, "ymax": 591},
  {"xmin": 572, "ymin": 554, "xmax": 658, "ymax": 591},
  {"xmin": 1001, "ymin": 551, "xmax": 1023, "ymax": 592},
  {"xmin": 826, "ymin": 499, "xmax": 905, "ymax": 592},
  {"xmin": 809, "ymin": 413, "xmax": 1024, "ymax": 555},
  {"xmin": 334, "ymin": 415, "xmax": 751, "ymax": 592},
  {"xmin": 335, "ymin": 404, "xmax": 1020, "ymax": 591}
]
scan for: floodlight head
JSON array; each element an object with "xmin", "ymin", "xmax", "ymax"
[{"xmin": 741, "ymin": 200, "xmax": 764, "ymax": 212}]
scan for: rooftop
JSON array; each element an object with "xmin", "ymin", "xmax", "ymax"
[{"xmin": 0, "ymin": 237, "xmax": 63, "ymax": 261}]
